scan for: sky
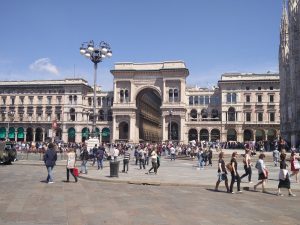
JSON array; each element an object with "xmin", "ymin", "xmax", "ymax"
[{"xmin": 0, "ymin": 0, "xmax": 283, "ymax": 91}]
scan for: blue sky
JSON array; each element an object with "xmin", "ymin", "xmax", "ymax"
[{"xmin": 0, "ymin": 0, "xmax": 282, "ymax": 91}]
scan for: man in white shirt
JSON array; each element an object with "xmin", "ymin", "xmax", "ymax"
[{"xmin": 113, "ymin": 145, "xmax": 119, "ymax": 161}]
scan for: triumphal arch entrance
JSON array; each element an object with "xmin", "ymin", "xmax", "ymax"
[{"xmin": 110, "ymin": 61, "xmax": 189, "ymax": 144}]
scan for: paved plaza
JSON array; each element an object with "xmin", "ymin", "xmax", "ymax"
[{"xmin": 0, "ymin": 150, "xmax": 300, "ymax": 225}]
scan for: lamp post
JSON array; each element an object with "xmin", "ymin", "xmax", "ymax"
[
  {"xmin": 169, "ymin": 109, "xmax": 173, "ymax": 142},
  {"xmin": 80, "ymin": 40, "xmax": 112, "ymax": 138},
  {"xmin": 6, "ymin": 111, "xmax": 15, "ymax": 141}
]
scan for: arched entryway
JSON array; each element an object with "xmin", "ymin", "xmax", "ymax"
[
  {"xmin": 168, "ymin": 122, "xmax": 179, "ymax": 141},
  {"xmin": 68, "ymin": 128, "xmax": 76, "ymax": 143},
  {"xmin": 227, "ymin": 129, "xmax": 237, "ymax": 141},
  {"xmin": 55, "ymin": 128, "xmax": 62, "ymax": 142},
  {"xmin": 267, "ymin": 129, "xmax": 276, "ymax": 141},
  {"xmin": 102, "ymin": 128, "xmax": 110, "ymax": 143},
  {"xmin": 119, "ymin": 122, "xmax": 129, "ymax": 140},
  {"xmin": 0, "ymin": 127, "xmax": 6, "ymax": 140},
  {"xmin": 244, "ymin": 129, "xmax": 253, "ymax": 142},
  {"xmin": 82, "ymin": 128, "xmax": 90, "ymax": 142},
  {"xmin": 188, "ymin": 129, "xmax": 198, "ymax": 142},
  {"xmin": 200, "ymin": 129, "xmax": 209, "ymax": 141},
  {"xmin": 136, "ymin": 88, "xmax": 162, "ymax": 142},
  {"xmin": 26, "ymin": 127, "xmax": 33, "ymax": 142},
  {"xmin": 255, "ymin": 129, "xmax": 265, "ymax": 142},
  {"xmin": 35, "ymin": 127, "xmax": 43, "ymax": 142},
  {"xmin": 17, "ymin": 127, "xmax": 25, "ymax": 141},
  {"xmin": 8, "ymin": 127, "xmax": 15, "ymax": 141},
  {"xmin": 211, "ymin": 129, "xmax": 220, "ymax": 142}
]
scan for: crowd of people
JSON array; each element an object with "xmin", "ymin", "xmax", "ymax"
[{"xmin": 41, "ymin": 139, "xmax": 300, "ymax": 197}]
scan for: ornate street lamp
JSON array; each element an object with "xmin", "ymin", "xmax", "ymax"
[
  {"xmin": 80, "ymin": 40, "xmax": 112, "ymax": 138},
  {"xmin": 169, "ymin": 109, "xmax": 173, "ymax": 142}
]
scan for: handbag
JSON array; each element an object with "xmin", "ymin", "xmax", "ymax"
[
  {"xmin": 73, "ymin": 167, "xmax": 79, "ymax": 177},
  {"xmin": 226, "ymin": 163, "xmax": 233, "ymax": 172},
  {"xmin": 293, "ymin": 160, "xmax": 300, "ymax": 170}
]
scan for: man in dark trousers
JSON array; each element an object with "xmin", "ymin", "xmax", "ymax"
[{"xmin": 44, "ymin": 143, "xmax": 57, "ymax": 184}]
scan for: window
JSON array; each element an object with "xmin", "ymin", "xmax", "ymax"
[
  {"xmin": 169, "ymin": 88, "xmax": 179, "ymax": 102},
  {"xmin": 199, "ymin": 96, "xmax": 204, "ymax": 105},
  {"xmin": 69, "ymin": 96, "xmax": 73, "ymax": 104},
  {"xmin": 246, "ymin": 95, "xmax": 250, "ymax": 103},
  {"xmin": 204, "ymin": 96, "xmax": 210, "ymax": 105},
  {"xmin": 258, "ymin": 113, "xmax": 263, "ymax": 122},
  {"xmin": 47, "ymin": 114, "xmax": 51, "ymax": 122},
  {"xmin": 125, "ymin": 90, "xmax": 129, "ymax": 102},
  {"xmin": 47, "ymin": 96, "xmax": 52, "ymax": 105},
  {"xmin": 189, "ymin": 96, "xmax": 193, "ymax": 105},
  {"xmin": 88, "ymin": 97, "xmax": 92, "ymax": 106},
  {"xmin": 2, "ymin": 96, "xmax": 6, "ymax": 105},
  {"xmin": 227, "ymin": 93, "xmax": 237, "ymax": 104},
  {"xmin": 246, "ymin": 112, "xmax": 251, "ymax": 122},
  {"xmin": 269, "ymin": 95, "xmax": 274, "ymax": 103},
  {"xmin": 37, "ymin": 113, "xmax": 42, "ymax": 121},
  {"xmin": 19, "ymin": 97, "xmax": 24, "ymax": 105},
  {"xmin": 270, "ymin": 112, "xmax": 275, "ymax": 122},
  {"xmin": 29, "ymin": 96, "xmax": 34, "ymax": 105},
  {"xmin": 246, "ymin": 86, "xmax": 250, "ymax": 90},
  {"xmin": 190, "ymin": 109, "xmax": 197, "ymax": 121},
  {"xmin": 56, "ymin": 113, "xmax": 61, "ymax": 121},
  {"xmin": 194, "ymin": 96, "xmax": 198, "ymax": 105},
  {"xmin": 11, "ymin": 97, "xmax": 15, "ymax": 105},
  {"xmin": 74, "ymin": 95, "xmax": 77, "ymax": 105},
  {"xmin": 257, "ymin": 95, "xmax": 262, "ymax": 103},
  {"xmin": 70, "ymin": 108, "xmax": 76, "ymax": 121},
  {"xmin": 258, "ymin": 87, "xmax": 261, "ymax": 90},
  {"xmin": 120, "ymin": 90, "xmax": 124, "ymax": 103},
  {"xmin": 270, "ymin": 86, "xmax": 273, "ymax": 90},
  {"xmin": 56, "ymin": 96, "xmax": 62, "ymax": 105},
  {"xmin": 97, "ymin": 97, "xmax": 101, "ymax": 106},
  {"xmin": 228, "ymin": 107, "xmax": 236, "ymax": 121},
  {"xmin": 38, "ymin": 96, "xmax": 43, "ymax": 105}
]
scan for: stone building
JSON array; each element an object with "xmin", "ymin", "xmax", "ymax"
[
  {"xmin": 279, "ymin": 0, "xmax": 300, "ymax": 147},
  {"xmin": 0, "ymin": 61, "xmax": 280, "ymax": 145}
]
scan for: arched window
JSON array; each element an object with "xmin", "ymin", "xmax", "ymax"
[
  {"xmin": 228, "ymin": 107, "xmax": 235, "ymax": 121},
  {"xmin": 201, "ymin": 109, "xmax": 208, "ymax": 119},
  {"xmin": 211, "ymin": 109, "xmax": 219, "ymax": 119},
  {"xmin": 70, "ymin": 108, "xmax": 76, "ymax": 121},
  {"xmin": 190, "ymin": 109, "xmax": 197, "ymax": 121},
  {"xmin": 69, "ymin": 95, "xmax": 72, "ymax": 104},
  {"xmin": 125, "ymin": 90, "xmax": 129, "ymax": 102},
  {"xmin": 120, "ymin": 90, "xmax": 124, "ymax": 103},
  {"xmin": 88, "ymin": 97, "xmax": 92, "ymax": 106},
  {"xmin": 98, "ymin": 110, "xmax": 104, "ymax": 121},
  {"xmin": 73, "ymin": 95, "xmax": 77, "ymax": 105}
]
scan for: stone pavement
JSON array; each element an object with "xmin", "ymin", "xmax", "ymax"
[
  {"xmin": 15, "ymin": 149, "xmax": 300, "ymax": 191},
  {"xmin": 1, "ymin": 158, "xmax": 300, "ymax": 225}
]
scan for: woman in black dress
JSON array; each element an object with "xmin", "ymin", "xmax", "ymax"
[{"xmin": 276, "ymin": 153, "xmax": 296, "ymax": 197}]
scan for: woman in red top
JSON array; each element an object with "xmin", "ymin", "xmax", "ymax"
[{"xmin": 290, "ymin": 151, "xmax": 299, "ymax": 183}]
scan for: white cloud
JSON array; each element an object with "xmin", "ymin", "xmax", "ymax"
[{"xmin": 29, "ymin": 58, "xmax": 59, "ymax": 75}]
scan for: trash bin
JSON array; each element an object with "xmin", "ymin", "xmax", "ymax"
[{"xmin": 110, "ymin": 161, "xmax": 120, "ymax": 177}]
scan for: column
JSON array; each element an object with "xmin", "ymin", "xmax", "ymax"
[
  {"xmin": 180, "ymin": 116, "xmax": 185, "ymax": 144},
  {"xmin": 42, "ymin": 128, "xmax": 46, "ymax": 142},
  {"xmin": 24, "ymin": 131, "xmax": 27, "ymax": 142},
  {"xmin": 162, "ymin": 115, "xmax": 166, "ymax": 142},
  {"xmin": 180, "ymin": 79, "xmax": 185, "ymax": 103},
  {"xmin": 14, "ymin": 131, "xmax": 17, "ymax": 142},
  {"xmin": 33, "ymin": 131, "xmax": 36, "ymax": 142},
  {"xmin": 112, "ymin": 115, "xmax": 117, "ymax": 143},
  {"xmin": 163, "ymin": 79, "xmax": 166, "ymax": 103},
  {"xmin": 130, "ymin": 115, "xmax": 136, "ymax": 143}
]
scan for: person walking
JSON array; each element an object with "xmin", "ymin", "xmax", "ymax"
[
  {"xmin": 113, "ymin": 145, "xmax": 119, "ymax": 162},
  {"xmin": 170, "ymin": 145, "xmax": 176, "ymax": 161},
  {"xmin": 96, "ymin": 146, "xmax": 105, "ymax": 170},
  {"xmin": 240, "ymin": 149, "xmax": 252, "ymax": 183},
  {"xmin": 207, "ymin": 147, "xmax": 213, "ymax": 166},
  {"xmin": 138, "ymin": 147, "xmax": 146, "ymax": 169},
  {"xmin": 147, "ymin": 149, "xmax": 158, "ymax": 174},
  {"xmin": 197, "ymin": 148, "xmax": 204, "ymax": 170},
  {"xmin": 229, "ymin": 152, "xmax": 242, "ymax": 194},
  {"xmin": 290, "ymin": 151, "xmax": 299, "ymax": 183},
  {"xmin": 80, "ymin": 146, "xmax": 89, "ymax": 174},
  {"xmin": 215, "ymin": 152, "xmax": 229, "ymax": 193},
  {"xmin": 66, "ymin": 148, "xmax": 78, "ymax": 183},
  {"xmin": 276, "ymin": 153, "xmax": 296, "ymax": 197},
  {"xmin": 122, "ymin": 147, "xmax": 130, "ymax": 173},
  {"xmin": 254, "ymin": 153, "xmax": 268, "ymax": 193},
  {"xmin": 43, "ymin": 143, "xmax": 57, "ymax": 184}
]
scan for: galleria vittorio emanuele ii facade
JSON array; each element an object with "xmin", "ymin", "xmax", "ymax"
[{"xmin": 0, "ymin": 61, "xmax": 280, "ymax": 145}]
